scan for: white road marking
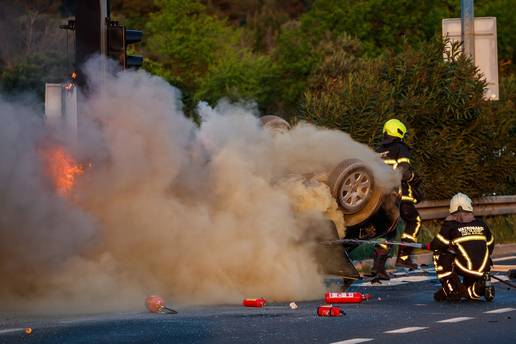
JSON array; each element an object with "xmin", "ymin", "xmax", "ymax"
[
  {"xmin": 491, "ymin": 264, "xmax": 516, "ymax": 272},
  {"xmin": 437, "ymin": 317, "xmax": 474, "ymax": 323},
  {"xmin": 330, "ymin": 338, "xmax": 374, "ymax": 344},
  {"xmin": 492, "ymin": 255, "xmax": 516, "ymax": 262},
  {"xmin": 484, "ymin": 308, "xmax": 515, "ymax": 314},
  {"xmin": 384, "ymin": 327, "xmax": 428, "ymax": 334},
  {"xmin": 60, "ymin": 319, "xmax": 98, "ymax": 324},
  {"xmin": 0, "ymin": 328, "xmax": 24, "ymax": 335}
]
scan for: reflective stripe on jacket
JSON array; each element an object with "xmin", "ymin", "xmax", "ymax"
[{"xmin": 430, "ymin": 217, "xmax": 494, "ymax": 277}]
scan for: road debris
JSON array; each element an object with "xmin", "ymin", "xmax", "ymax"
[
  {"xmin": 508, "ymin": 269, "xmax": 516, "ymax": 279},
  {"xmin": 243, "ymin": 298, "xmax": 266, "ymax": 307},
  {"xmin": 317, "ymin": 305, "xmax": 344, "ymax": 317},
  {"xmin": 325, "ymin": 292, "xmax": 372, "ymax": 304},
  {"xmin": 145, "ymin": 295, "xmax": 178, "ymax": 314}
]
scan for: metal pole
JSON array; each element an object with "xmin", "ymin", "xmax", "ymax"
[
  {"xmin": 461, "ymin": 0, "xmax": 475, "ymax": 61},
  {"xmin": 99, "ymin": 0, "xmax": 109, "ymax": 88}
]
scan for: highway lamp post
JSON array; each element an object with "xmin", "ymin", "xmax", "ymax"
[{"xmin": 461, "ymin": 0, "xmax": 475, "ymax": 61}]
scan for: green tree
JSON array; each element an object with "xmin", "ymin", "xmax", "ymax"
[
  {"xmin": 300, "ymin": 0, "xmax": 451, "ymax": 56},
  {"xmin": 0, "ymin": 53, "xmax": 67, "ymax": 99},
  {"xmin": 303, "ymin": 38, "xmax": 516, "ymax": 199},
  {"xmin": 272, "ymin": 20, "xmax": 321, "ymax": 115},
  {"xmin": 195, "ymin": 52, "xmax": 279, "ymax": 110},
  {"xmin": 0, "ymin": 1, "xmax": 69, "ymax": 98},
  {"xmin": 475, "ymin": 0, "xmax": 516, "ymax": 75},
  {"xmin": 145, "ymin": 0, "xmax": 239, "ymax": 92}
]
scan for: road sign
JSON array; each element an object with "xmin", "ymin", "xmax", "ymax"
[
  {"xmin": 44, "ymin": 83, "xmax": 78, "ymax": 143},
  {"xmin": 442, "ymin": 17, "xmax": 499, "ymax": 100}
]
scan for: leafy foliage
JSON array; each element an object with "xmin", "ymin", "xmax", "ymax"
[
  {"xmin": 0, "ymin": 53, "xmax": 68, "ymax": 99},
  {"xmin": 145, "ymin": 0, "xmax": 238, "ymax": 92},
  {"xmin": 302, "ymin": 38, "xmax": 516, "ymax": 199},
  {"xmin": 300, "ymin": 0, "xmax": 457, "ymax": 56},
  {"xmin": 195, "ymin": 52, "xmax": 279, "ymax": 109},
  {"xmin": 0, "ymin": 0, "xmax": 514, "ymax": 199}
]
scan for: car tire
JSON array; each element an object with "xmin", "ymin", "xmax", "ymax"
[
  {"xmin": 327, "ymin": 159, "xmax": 383, "ymax": 227},
  {"xmin": 259, "ymin": 115, "xmax": 291, "ymax": 133}
]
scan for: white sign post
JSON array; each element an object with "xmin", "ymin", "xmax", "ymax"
[{"xmin": 442, "ymin": 17, "xmax": 499, "ymax": 100}]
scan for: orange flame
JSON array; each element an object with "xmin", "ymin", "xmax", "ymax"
[
  {"xmin": 64, "ymin": 71, "xmax": 78, "ymax": 91},
  {"xmin": 42, "ymin": 146, "xmax": 84, "ymax": 196}
]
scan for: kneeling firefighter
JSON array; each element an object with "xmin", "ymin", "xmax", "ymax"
[
  {"xmin": 372, "ymin": 119, "xmax": 424, "ymax": 280},
  {"xmin": 431, "ymin": 193, "xmax": 495, "ymax": 302}
]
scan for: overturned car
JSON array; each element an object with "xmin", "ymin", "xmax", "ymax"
[{"xmin": 260, "ymin": 115, "xmax": 401, "ymax": 284}]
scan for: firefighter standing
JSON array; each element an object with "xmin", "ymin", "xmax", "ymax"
[
  {"xmin": 372, "ymin": 119, "xmax": 422, "ymax": 279},
  {"xmin": 431, "ymin": 193, "xmax": 495, "ymax": 301}
]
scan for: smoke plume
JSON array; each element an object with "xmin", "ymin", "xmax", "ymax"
[{"xmin": 0, "ymin": 60, "xmax": 398, "ymax": 313}]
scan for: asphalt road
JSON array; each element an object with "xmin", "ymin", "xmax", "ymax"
[{"xmin": 1, "ymin": 262, "xmax": 515, "ymax": 344}]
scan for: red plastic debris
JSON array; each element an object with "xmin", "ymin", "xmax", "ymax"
[
  {"xmin": 324, "ymin": 292, "xmax": 372, "ymax": 304},
  {"xmin": 317, "ymin": 305, "xmax": 343, "ymax": 317},
  {"xmin": 243, "ymin": 298, "xmax": 266, "ymax": 307}
]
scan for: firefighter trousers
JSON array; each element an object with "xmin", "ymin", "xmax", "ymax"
[
  {"xmin": 398, "ymin": 202, "xmax": 422, "ymax": 260},
  {"xmin": 433, "ymin": 253, "xmax": 484, "ymax": 300}
]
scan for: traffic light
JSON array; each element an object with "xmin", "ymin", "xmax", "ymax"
[
  {"xmin": 74, "ymin": 0, "xmax": 103, "ymax": 86},
  {"xmin": 125, "ymin": 29, "xmax": 144, "ymax": 68},
  {"xmin": 107, "ymin": 24, "xmax": 143, "ymax": 69}
]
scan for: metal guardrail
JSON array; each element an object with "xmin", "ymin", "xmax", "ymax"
[{"xmin": 416, "ymin": 195, "xmax": 516, "ymax": 220}]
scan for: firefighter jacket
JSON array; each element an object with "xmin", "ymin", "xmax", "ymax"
[
  {"xmin": 430, "ymin": 214, "xmax": 494, "ymax": 278},
  {"xmin": 376, "ymin": 137, "xmax": 420, "ymax": 203}
]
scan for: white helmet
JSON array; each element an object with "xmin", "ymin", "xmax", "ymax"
[{"xmin": 449, "ymin": 192, "xmax": 473, "ymax": 213}]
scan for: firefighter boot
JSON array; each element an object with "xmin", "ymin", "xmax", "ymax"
[
  {"xmin": 433, "ymin": 286, "xmax": 463, "ymax": 302},
  {"xmin": 395, "ymin": 246, "xmax": 418, "ymax": 270},
  {"xmin": 439, "ymin": 273, "xmax": 463, "ymax": 302},
  {"xmin": 482, "ymin": 273, "xmax": 495, "ymax": 302},
  {"xmin": 433, "ymin": 288, "xmax": 448, "ymax": 302},
  {"xmin": 371, "ymin": 249, "xmax": 390, "ymax": 281},
  {"xmin": 447, "ymin": 289, "xmax": 462, "ymax": 303}
]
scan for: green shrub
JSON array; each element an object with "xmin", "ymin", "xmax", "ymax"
[
  {"xmin": 302, "ymin": 38, "xmax": 516, "ymax": 199},
  {"xmin": 0, "ymin": 53, "xmax": 67, "ymax": 99},
  {"xmin": 195, "ymin": 52, "xmax": 279, "ymax": 111},
  {"xmin": 145, "ymin": 0, "xmax": 239, "ymax": 92}
]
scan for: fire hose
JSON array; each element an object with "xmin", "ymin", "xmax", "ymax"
[
  {"xmin": 320, "ymin": 238, "xmax": 431, "ymax": 250},
  {"xmin": 489, "ymin": 274, "xmax": 516, "ymax": 289},
  {"xmin": 320, "ymin": 238, "xmax": 516, "ymax": 289}
]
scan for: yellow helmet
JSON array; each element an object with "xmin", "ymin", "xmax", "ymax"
[{"xmin": 383, "ymin": 119, "xmax": 407, "ymax": 139}]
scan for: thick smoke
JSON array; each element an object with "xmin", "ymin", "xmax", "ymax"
[{"xmin": 0, "ymin": 61, "xmax": 398, "ymax": 313}]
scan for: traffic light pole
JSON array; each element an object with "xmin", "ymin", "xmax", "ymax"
[
  {"xmin": 100, "ymin": 0, "xmax": 109, "ymax": 57},
  {"xmin": 99, "ymin": 0, "xmax": 109, "ymax": 84},
  {"xmin": 46, "ymin": 0, "xmax": 143, "ymax": 141}
]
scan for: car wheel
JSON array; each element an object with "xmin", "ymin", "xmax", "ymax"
[
  {"xmin": 259, "ymin": 115, "xmax": 291, "ymax": 134},
  {"xmin": 327, "ymin": 159, "xmax": 383, "ymax": 227}
]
